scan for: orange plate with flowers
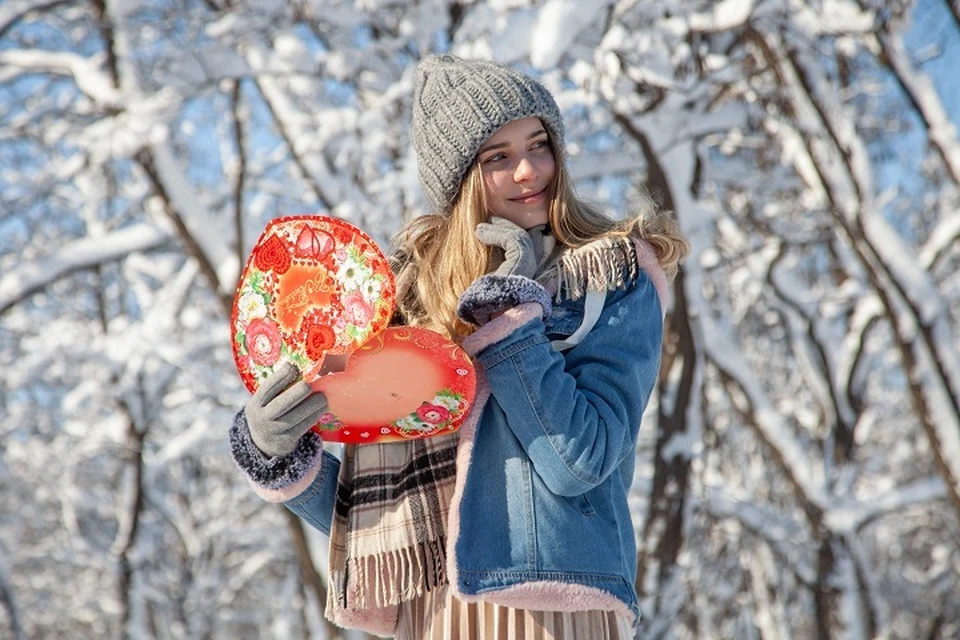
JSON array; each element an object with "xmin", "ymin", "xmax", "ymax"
[
  {"xmin": 232, "ymin": 215, "xmax": 396, "ymax": 394},
  {"xmin": 310, "ymin": 327, "xmax": 477, "ymax": 444},
  {"xmin": 232, "ymin": 215, "xmax": 476, "ymax": 444}
]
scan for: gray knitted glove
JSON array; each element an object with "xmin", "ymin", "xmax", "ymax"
[
  {"xmin": 245, "ymin": 362, "xmax": 329, "ymax": 458},
  {"xmin": 476, "ymin": 217, "xmax": 545, "ymax": 279}
]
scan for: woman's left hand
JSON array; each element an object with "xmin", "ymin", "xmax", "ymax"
[{"xmin": 475, "ymin": 217, "xmax": 541, "ymax": 279}]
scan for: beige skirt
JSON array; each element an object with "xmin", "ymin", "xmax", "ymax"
[{"xmin": 394, "ymin": 583, "xmax": 636, "ymax": 640}]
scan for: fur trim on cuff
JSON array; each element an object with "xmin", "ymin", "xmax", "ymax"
[
  {"xmin": 229, "ymin": 410, "xmax": 325, "ymax": 502},
  {"xmin": 248, "ymin": 460, "xmax": 322, "ymax": 503},
  {"xmin": 462, "ymin": 303, "xmax": 542, "ymax": 357},
  {"xmin": 457, "ymin": 274, "xmax": 552, "ymax": 326}
]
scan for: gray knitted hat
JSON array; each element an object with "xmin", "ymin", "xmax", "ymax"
[{"xmin": 412, "ymin": 54, "xmax": 565, "ymax": 214}]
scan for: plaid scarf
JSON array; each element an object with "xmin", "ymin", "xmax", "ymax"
[{"xmin": 325, "ymin": 432, "xmax": 460, "ymax": 626}]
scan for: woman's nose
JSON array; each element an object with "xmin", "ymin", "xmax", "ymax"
[{"xmin": 514, "ymin": 156, "xmax": 537, "ymax": 182}]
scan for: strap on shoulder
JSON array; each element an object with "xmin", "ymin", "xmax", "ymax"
[{"xmin": 550, "ymin": 289, "xmax": 607, "ymax": 352}]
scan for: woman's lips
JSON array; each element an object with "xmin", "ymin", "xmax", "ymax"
[{"xmin": 510, "ymin": 188, "xmax": 547, "ymax": 204}]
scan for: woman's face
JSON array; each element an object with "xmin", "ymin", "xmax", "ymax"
[{"xmin": 476, "ymin": 117, "xmax": 556, "ymax": 229}]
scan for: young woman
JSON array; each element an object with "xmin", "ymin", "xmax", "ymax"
[{"xmin": 230, "ymin": 54, "xmax": 689, "ymax": 639}]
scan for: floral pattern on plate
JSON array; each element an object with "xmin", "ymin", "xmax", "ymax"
[{"xmin": 231, "ymin": 215, "xmax": 395, "ymax": 393}]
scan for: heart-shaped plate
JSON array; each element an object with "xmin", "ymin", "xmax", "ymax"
[{"xmin": 232, "ymin": 215, "xmax": 396, "ymax": 394}]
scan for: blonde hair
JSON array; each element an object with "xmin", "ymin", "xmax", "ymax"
[
  {"xmin": 549, "ymin": 164, "xmax": 688, "ymax": 281},
  {"xmin": 391, "ymin": 159, "xmax": 689, "ymax": 343}
]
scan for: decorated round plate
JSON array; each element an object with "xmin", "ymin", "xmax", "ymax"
[
  {"xmin": 232, "ymin": 215, "xmax": 396, "ymax": 394},
  {"xmin": 310, "ymin": 327, "xmax": 477, "ymax": 443}
]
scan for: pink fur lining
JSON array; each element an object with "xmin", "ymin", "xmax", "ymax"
[
  {"xmin": 444, "ymin": 369, "xmax": 491, "ymax": 599},
  {"xmin": 634, "ymin": 238, "xmax": 668, "ymax": 317},
  {"xmin": 329, "ymin": 603, "xmax": 399, "ymax": 637},
  {"xmin": 454, "ymin": 579, "xmax": 637, "ymax": 625},
  {"xmin": 248, "ymin": 456, "xmax": 322, "ymax": 503},
  {"xmin": 462, "ymin": 303, "xmax": 543, "ymax": 357}
]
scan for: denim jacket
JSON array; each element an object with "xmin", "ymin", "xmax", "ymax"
[{"xmin": 230, "ymin": 237, "xmax": 668, "ymax": 630}]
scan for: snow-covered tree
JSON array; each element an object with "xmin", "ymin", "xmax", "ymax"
[{"xmin": 2, "ymin": 1, "xmax": 958, "ymax": 638}]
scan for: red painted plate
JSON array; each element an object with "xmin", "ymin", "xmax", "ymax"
[
  {"xmin": 231, "ymin": 215, "xmax": 396, "ymax": 394},
  {"xmin": 310, "ymin": 327, "xmax": 477, "ymax": 443}
]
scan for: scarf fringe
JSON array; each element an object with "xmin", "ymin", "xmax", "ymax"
[
  {"xmin": 542, "ymin": 237, "xmax": 639, "ymax": 301},
  {"xmin": 329, "ymin": 536, "xmax": 448, "ymax": 613}
]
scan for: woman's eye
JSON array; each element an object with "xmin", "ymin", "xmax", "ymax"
[
  {"xmin": 483, "ymin": 153, "xmax": 507, "ymax": 164},
  {"xmin": 531, "ymin": 139, "xmax": 549, "ymax": 151}
]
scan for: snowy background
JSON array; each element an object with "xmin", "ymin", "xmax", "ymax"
[{"xmin": 2, "ymin": 0, "xmax": 959, "ymax": 638}]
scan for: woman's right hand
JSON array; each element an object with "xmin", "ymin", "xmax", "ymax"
[{"xmin": 245, "ymin": 362, "xmax": 329, "ymax": 457}]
